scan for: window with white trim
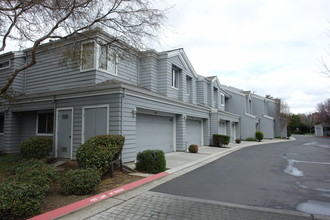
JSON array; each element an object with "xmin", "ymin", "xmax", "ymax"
[
  {"xmin": 37, "ymin": 112, "xmax": 54, "ymax": 135},
  {"xmin": 81, "ymin": 42, "xmax": 95, "ymax": 70},
  {"xmin": 172, "ymin": 67, "xmax": 180, "ymax": 88},
  {"xmin": 186, "ymin": 76, "xmax": 192, "ymax": 95},
  {"xmin": 213, "ymin": 87, "xmax": 218, "ymax": 106},
  {"xmin": 0, "ymin": 114, "xmax": 4, "ymax": 134},
  {"xmin": 0, "ymin": 60, "xmax": 10, "ymax": 70},
  {"xmin": 220, "ymin": 93, "xmax": 225, "ymax": 106},
  {"xmin": 98, "ymin": 44, "xmax": 116, "ymax": 74}
]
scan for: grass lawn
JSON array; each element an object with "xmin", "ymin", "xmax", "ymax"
[{"xmin": 0, "ymin": 155, "xmax": 143, "ymax": 215}]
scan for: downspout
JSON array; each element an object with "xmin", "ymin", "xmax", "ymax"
[
  {"xmin": 52, "ymin": 96, "xmax": 57, "ymax": 158},
  {"xmin": 120, "ymin": 88, "xmax": 126, "ymax": 135}
]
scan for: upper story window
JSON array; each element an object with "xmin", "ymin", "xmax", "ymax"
[
  {"xmin": 220, "ymin": 93, "xmax": 225, "ymax": 106},
  {"xmin": 0, "ymin": 60, "xmax": 10, "ymax": 70},
  {"xmin": 81, "ymin": 41, "xmax": 117, "ymax": 75},
  {"xmin": 37, "ymin": 112, "xmax": 54, "ymax": 135},
  {"xmin": 81, "ymin": 42, "xmax": 95, "ymax": 70},
  {"xmin": 0, "ymin": 114, "xmax": 4, "ymax": 134},
  {"xmin": 172, "ymin": 66, "xmax": 180, "ymax": 89},
  {"xmin": 213, "ymin": 87, "xmax": 218, "ymax": 105},
  {"xmin": 186, "ymin": 76, "xmax": 192, "ymax": 95},
  {"xmin": 99, "ymin": 44, "xmax": 116, "ymax": 74}
]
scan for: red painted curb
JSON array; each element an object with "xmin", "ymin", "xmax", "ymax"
[{"xmin": 29, "ymin": 171, "xmax": 169, "ymax": 220}]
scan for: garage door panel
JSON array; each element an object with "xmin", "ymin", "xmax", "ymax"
[
  {"xmin": 136, "ymin": 114, "xmax": 174, "ymax": 153},
  {"xmin": 186, "ymin": 119, "xmax": 202, "ymax": 146}
]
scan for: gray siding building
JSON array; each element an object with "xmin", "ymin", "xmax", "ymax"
[{"xmin": 0, "ymin": 30, "xmax": 286, "ymax": 162}]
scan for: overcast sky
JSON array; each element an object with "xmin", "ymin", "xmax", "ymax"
[{"xmin": 156, "ymin": 0, "xmax": 330, "ymax": 114}]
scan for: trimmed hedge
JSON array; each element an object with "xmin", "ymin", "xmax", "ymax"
[
  {"xmin": 76, "ymin": 144, "xmax": 113, "ymax": 175},
  {"xmin": 245, "ymin": 137, "xmax": 257, "ymax": 141},
  {"xmin": 188, "ymin": 144, "xmax": 198, "ymax": 153},
  {"xmin": 136, "ymin": 150, "xmax": 166, "ymax": 174},
  {"xmin": 255, "ymin": 131, "xmax": 264, "ymax": 142},
  {"xmin": 60, "ymin": 168, "xmax": 101, "ymax": 195},
  {"xmin": 213, "ymin": 134, "xmax": 230, "ymax": 147},
  {"xmin": 9, "ymin": 159, "xmax": 57, "ymax": 193},
  {"xmin": 20, "ymin": 137, "xmax": 53, "ymax": 159},
  {"xmin": 83, "ymin": 135, "xmax": 125, "ymax": 159},
  {"xmin": 0, "ymin": 181, "xmax": 45, "ymax": 220}
]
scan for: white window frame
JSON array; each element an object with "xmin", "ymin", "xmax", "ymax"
[
  {"xmin": 36, "ymin": 111, "xmax": 54, "ymax": 136},
  {"xmin": 172, "ymin": 68, "xmax": 179, "ymax": 89},
  {"xmin": 220, "ymin": 93, "xmax": 225, "ymax": 106},
  {"xmin": 81, "ymin": 104, "xmax": 109, "ymax": 143},
  {"xmin": 0, "ymin": 60, "xmax": 10, "ymax": 70},
  {"xmin": 186, "ymin": 76, "xmax": 192, "ymax": 95},
  {"xmin": 97, "ymin": 44, "xmax": 117, "ymax": 76},
  {"xmin": 80, "ymin": 41, "xmax": 96, "ymax": 72},
  {"xmin": 213, "ymin": 87, "xmax": 218, "ymax": 106}
]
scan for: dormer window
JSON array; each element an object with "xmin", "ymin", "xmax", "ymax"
[{"xmin": 172, "ymin": 66, "xmax": 180, "ymax": 88}]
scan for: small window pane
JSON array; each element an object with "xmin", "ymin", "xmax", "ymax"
[
  {"xmin": 0, "ymin": 114, "xmax": 4, "ymax": 133},
  {"xmin": 38, "ymin": 113, "xmax": 47, "ymax": 134},
  {"xmin": 81, "ymin": 42, "xmax": 95, "ymax": 70}
]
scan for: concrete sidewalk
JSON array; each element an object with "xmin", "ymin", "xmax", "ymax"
[{"xmin": 56, "ymin": 138, "xmax": 330, "ymax": 220}]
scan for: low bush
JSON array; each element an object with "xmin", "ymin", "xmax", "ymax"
[
  {"xmin": 245, "ymin": 137, "xmax": 256, "ymax": 141},
  {"xmin": 213, "ymin": 134, "xmax": 230, "ymax": 147},
  {"xmin": 188, "ymin": 144, "xmax": 198, "ymax": 153},
  {"xmin": 20, "ymin": 137, "xmax": 53, "ymax": 159},
  {"xmin": 76, "ymin": 144, "xmax": 113, "ymax": 175},
  {"xmin": 83, "ymin": 135, "xmax": 125, "ymax": 159},
  {"xmin": 0, "ymin": 181, "xmax": 45, "ymax": 220},
  {"xmin": 255, "ymin": 131, "xmax": 264, "ymax": 142},
  {"xmin": 9, "ymin": 159, "xmax": 57, "ymax": 192},
  {"xmin": 235, "ymin": 139, "xmax": 241, "ymax": 144},
  {"xmin": 135, "ymin": 150, "xmax": 166, "ymax": 174},
  {"xmin": 59, "ymin": 168, "xmax": 101, "ymax": 195}
]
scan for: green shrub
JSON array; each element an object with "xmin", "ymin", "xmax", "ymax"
[
  {"xmin": 235, "ymin": 139, "xmax": 241, "ymax": 144},
  {"xmin": 135, "ymin": 150, "xmax": 166, "ymax": 174},
  {"xmin": 59, "ymin": 168, "xmax": 101, "ymax": 195},
  {"xmin": 84, "ymin": 135, "xmax": 125, "ymax": 159},
  {"xmin": 0, "ymin": 181, "xmax": 45, "ymax": 220},
  {"xmin": 245, "ymin": 137, "xmax": 257, "ymax": 141},
  {"xmin": 188, "ymin": 144, "xmax": 198, "ymax": 153},
  {"xmin": 20, "ymin": 137, "xmax": 52, "ymax": 159},
  {"xmin": 213, "ymin": 134, "xmax": 230, "ymax": 147},
  {"xmin": 9, "ymin": 159, "xmax": 57, "ymax": 193},
  {"xmin": 255, "ymin": 131, "xmax": 264, "ymax": 142},
  {"xmin": 287, "ymin": 131, "xmax": 292, "ymax": 137},
  {"xmin": 76, "ymin": 144, "xmax": 113, "ymax": 175}
]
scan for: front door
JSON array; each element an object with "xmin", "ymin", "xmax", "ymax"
[{"xmin": 57, "ymin": 109, "xmax": 73, "ymax": 158}]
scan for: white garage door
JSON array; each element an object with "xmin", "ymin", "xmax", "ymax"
[
  {"xmin": 186, "ymin": 119, "xmax": 202, "ymax": 147},
  {"xmin": 136, "ymin": 114, "xmax": 174, "ymax": 153}
]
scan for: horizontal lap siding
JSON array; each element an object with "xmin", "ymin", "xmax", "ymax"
[
  {"xmin": 139, "ymin": 55, "xmax": 158, "ymax": 92},
  {"xmin": 157, "ymin": 58, "xmax": 168, "ymax": 96},
  {"xmin": 25, "ymin": 49, "xmax": 95, "ymax": 94}
]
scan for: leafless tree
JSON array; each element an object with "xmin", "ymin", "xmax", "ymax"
[
  {"xmin": 298, "ymin": 112, "xmax": 315, "ymax": 134},
  {"xmin": 0, "ymin": 0, "xmax": 167, "ymax": 99},
  {"xmin": 275, "ymin": 98, "xmax": 291, "ymax": 137},
  {"xmin": 315, "ymin": 98, "xmax": 330, "ymax": 125}
]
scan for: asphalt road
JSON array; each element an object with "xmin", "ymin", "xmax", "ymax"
[{"xmin": 151, "ymin": 135, "xmax": 330, "ymax": 215}]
